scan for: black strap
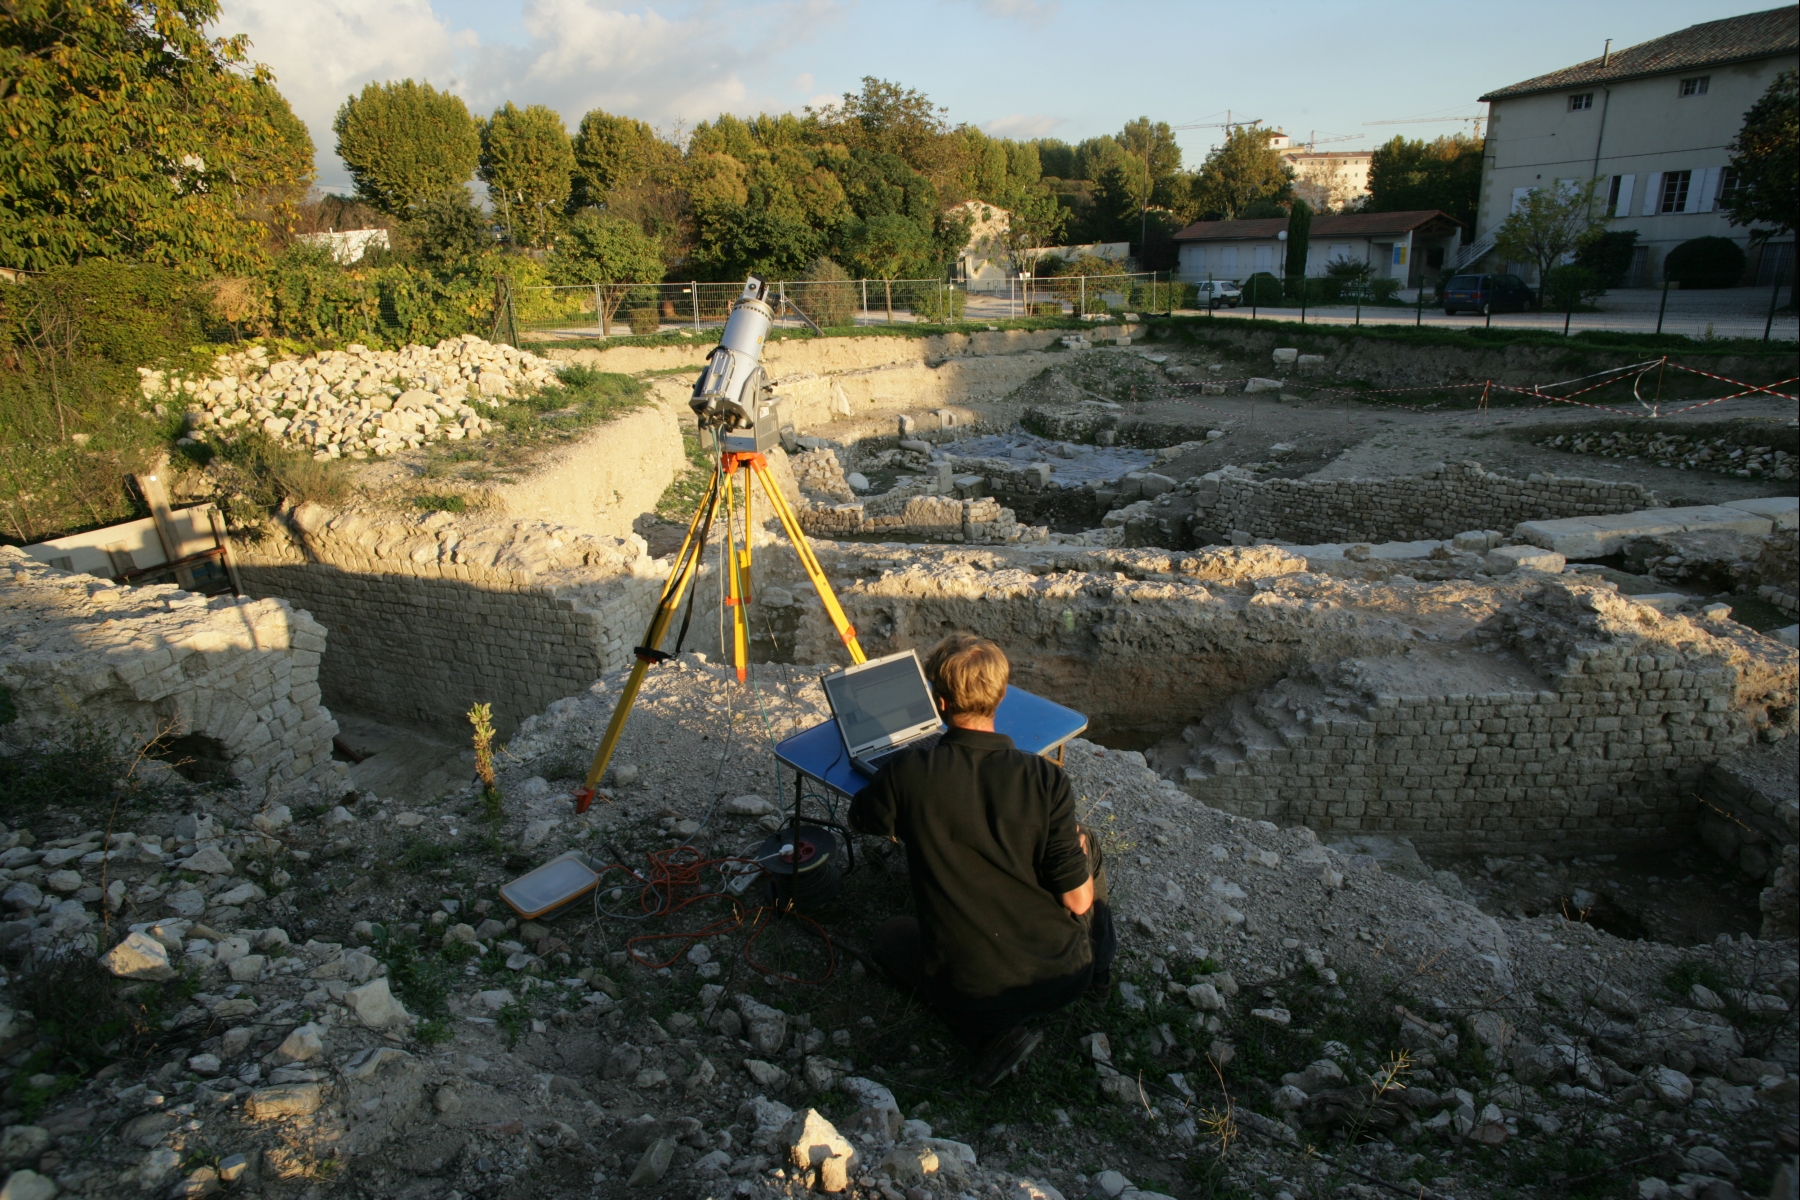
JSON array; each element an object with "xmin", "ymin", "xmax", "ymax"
[{"xmin": 669, "ymin": 475, "xmax": 716, "ymax": 658}]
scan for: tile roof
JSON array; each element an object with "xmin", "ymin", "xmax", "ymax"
[
  {"xmin": 1481, "ymin": 8, "xmax": 1797, "ymax": 101},
  {"xmin": 1172, "ymin": 211, "xmax": 1461, "ymax": 242}
]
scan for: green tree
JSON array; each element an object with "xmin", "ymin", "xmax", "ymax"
[
  {"xmin": 1284, "ymin": 198, "xmax": 1312, "ymax": 280},
  {"xmin": 405, "ymin": 190, "xmax": 489, "ymax": 269},
  {"xmin": 1118, "ymin": 117, "xmax": 1183, "ymax": 205},
  {"xmin": 549, "ymin": 210, "xmax": 665, "ymax": 333},
  {"xmin": 1365, "ymin": 135, "xmax": 1483, "ymax": 229},
  {"xmin": 571, "ymin": 109, "xmax": 676, "ymax": 208},
  {"xmin": 1089, "ymin": 165, "xmax": 1142, "ymax": 242},
  {"xmin": 999, "ymin": 189, "xmax": 1068, "ymax": 276},
  {"xmin": 0, "ymin": 0, "xmax": 315, "ymax": 274},
  {"xmin": 479, "ymin": 103, "xmax": 574, "ymax": 249},
  {"xmin": 813, "ymin": 77, "xmax": 950, "ymax": 175},
  {"xmin": 334, "ymin": 79, "xmax": 480, "ymax": 215},
  {"xmin": 1492, "ymin": 179, "xmax": 1604, "ymax": 303},
  {"xmin": 1724, "ymin": 69, "xmax": 1797, "ymax": 235},
  {"xmin": 1190, "ymin": 126, "xmax": 1293, "ymax": 220},
  {"xmin": 842, "ymin": 214, "xmax": 932, "ymax": 321}
]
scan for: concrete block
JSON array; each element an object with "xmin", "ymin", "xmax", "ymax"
[
  {"xmin": 1244, "ymin": 378, "xmax": 1282, "ymax": 394},
  {"xmin": 1271, "ymin": 348, "xmax": 1299, "ymax": 365},
  {"xmin": 1721, "ymin": 495, "xmax": 1798, "ymax": 531},
  {"xmin": 1486, "ymin": 545, "xmax": 1565, "ymax": 574}
]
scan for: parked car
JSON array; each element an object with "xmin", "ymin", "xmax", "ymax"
[
  {"xmin": 1193, "ymin": 279, "xmax": 1242, "ymax": 308},
  {"xmin": 1442, "ymin": 273, "xmax": 1535, "ymax": 315}
]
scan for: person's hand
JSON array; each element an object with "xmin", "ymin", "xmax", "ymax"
[{"xmin": 1079, "ymin": 831, "xmax": 1090, "ymax": 855}]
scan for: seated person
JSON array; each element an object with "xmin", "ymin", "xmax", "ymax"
[{"xmin": 850, "ymin": 635, "xmax": 1114, "ymax": 1087}]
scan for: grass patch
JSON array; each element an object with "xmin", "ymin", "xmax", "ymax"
[
  {"xmin": 654, "ymin": 429, "xmax": 716, "ymax": 524},
  {"xmin": 412, "ymin": 493, "xmax": 467, "ymax": 513}
]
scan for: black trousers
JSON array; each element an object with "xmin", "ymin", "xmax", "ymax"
[{"xmin": 870, "ymin": 827, "xmax": 1115, "ymax": 1051}]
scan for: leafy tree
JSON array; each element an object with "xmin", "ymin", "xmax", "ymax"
[
  {"xmin": 1190, "ymin": 126, "xmax": 1294, "ymax": 220},
  {"xmin": 1575, "ymin": 230, "xmax": 1640, "ymax": 289},
  {"xmin": 1724, "ymin": 69, "xmax": 1797, "ymax": 235},
  {"xmin": 813, "ymin": 77, "xmax": 950, "ymax": 175},
  {"xmin": 1284, "ymin": 198, "xmax": 1312, "ymax": 279},
  {"xmin": 1365, "ymin": 135, "xmax": 1483, "ymax": 229},
  {"xmin": 1089, "ymin": 165, "xmax": 1142, "ymax": 243},
  {"xmin": 1033, "ymin": 139, "xmax": 1076, "ymax": 179},
  {"xmin": 842, "ymin": 214, "xmax": 932, "ymax": 321},
  {"xmin": 999, "ymin": 189, "xmax": 1068, "ymax": 276},
  {"xmin": 794, "ymin": 256, "xmax": 855, "ymax": 326},
  {"xmin": 1118, "ymin": 117, "xmax": 1183, "ymax": 208},
  {"xmin": 571, "ymin": 109, "xmax": 676, "ymax": 208},
  {"xmin": 479, "ymin": 103, "xmax": 574, "ymax": 248},
  {"xmin": 692, "ymin": 208, "xmax": 821, "ymax": 281},
  {"xmin": 0, "ymin": 0, "xmax": 315, "ymax": 273},
  {"xmin": 334, "ymin": 79, "xmax": 480, "ymax": 215},
  {"xmin": 549, "ymin": 210, "xmax": 665, "ymax": 333},
  {"xmin": 1492, "ymin": 179, "xmax": 1604, "ymax": 303},
  {"xmin": 405, "ymin": 190, "xmax": 489, "ymax": 270}
]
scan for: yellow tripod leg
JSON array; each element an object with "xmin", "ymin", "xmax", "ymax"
[
  {"xmin": 751, "ymin": 460, "xmax": 867, "ymax": 665},
  {"xmin": 577, "ymin": 462, "xmax": 724, "ymax": 807},
  {"xmin": 722, "ymin": 465, "xmax": 750, "ymax": 683}
]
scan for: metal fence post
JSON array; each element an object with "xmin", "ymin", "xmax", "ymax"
[
  {"xmin": 691, "ymin": 282, "xmax": 698, "ymax": 330},
  {"xmin": 1416, "ymin": 278, "xmax": 1424, "ymax": 326},
  {"xmin": 1763, "ymin": 264, "xmax": 1783, "ymax": 342},
  {"xmin": 1656, "ymin": 273, "xmax": 1670, "ymax": 336},
  {"xmin": 1079, "ymin": 275, "xmax": 1085, "ymax": 318},
  {"xmin": 862, "ymin": 279, "xmax": 869, "ymax": 323},
  {"xmin": 594, "ymin": 284, "xmax": 603, "ymax": 338}
]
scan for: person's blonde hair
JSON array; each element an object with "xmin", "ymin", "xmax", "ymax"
[{"xmin": 924, "ymin": 635, "xmax": 1010, "ymax": 720}]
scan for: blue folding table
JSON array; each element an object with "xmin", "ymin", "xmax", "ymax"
[{"xmin": 773, "ymin": 685, "xmax": 1088, "ymax": 805}]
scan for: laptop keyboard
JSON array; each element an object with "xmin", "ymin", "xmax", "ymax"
[{"xmin": 861, "ymin": 731, "xmax": 943, "ymax": 773}]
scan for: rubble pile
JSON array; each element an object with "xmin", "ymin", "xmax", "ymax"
[
  {"xmin": 140, "ymin": 336, "xmax": 562, "ymax": 461},
  {"xmin": 1534, "ymin": 430, "xmax": 1797, "ymax": 481}
]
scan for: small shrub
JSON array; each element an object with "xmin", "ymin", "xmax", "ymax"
[
  {"xmin": 795, "ymin": 258, "xmax": 857, "ymax": 327},
  {"xmin": 1370, "ymin": 278, "xmax": 1402, "ymax": 302},
  {"xmin": 624, "ymin": 307, "xmax": 661, "ymax": 335},
  {"xmin": 1577, "ymin": 230, "xmax": 1641, "ymax": 288},
  {"xmin": 1029, "ymin": 301, "xmax": 1063, "ymax": 316},
  {"xmin": 1242, "ymin": 272, "xmax": 1282, "ymax": 305},
  {"xmin": 1665, "ymin": 236, "xmax": 1747, "ymax": 288},
  {"xmin": 413, "ymin": 493, "xmax": 467, "ymax": 513}
]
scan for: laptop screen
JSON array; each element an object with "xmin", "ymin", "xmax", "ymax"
[{"xmin": 824, "ymin": 656, "xmax": 938, "ymax": 751}]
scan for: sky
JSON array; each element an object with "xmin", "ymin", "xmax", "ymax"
[{"xmin": 215, "ymin": 0, "xmax": 1782, "ymax": 193}]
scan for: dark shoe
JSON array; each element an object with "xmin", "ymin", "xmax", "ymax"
[
  {"xmin": 1083, "ymin": 967, "xmax": 1113, "ymax": 1005},
  {"xmin": 970, "ymin": 1025, "xmax": 1042, "ymax": 1088}
]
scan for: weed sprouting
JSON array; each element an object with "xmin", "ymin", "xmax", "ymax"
[{"xmin": 468, "ymin": 702, "xmax": 502, "ymax": 822}]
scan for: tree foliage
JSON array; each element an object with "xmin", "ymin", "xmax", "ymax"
[
  {"xmin": 1493, "ymin": 179, "xmax": 1605, "ymax": 301},
  {"xmin": 1724, "ymin": 69, "xmax": 1797, "ymax": 235},
  {"xmin": 1365, "ymin": 135, "xmax": 1483, "ymax": 230},
  {"xmin": 334, "ymin": 79, "xmax": 481, "ymax": 215},
  {"xmin": 1285, "ymin": 199, "xmax": 1312, "ymax": 278},
  {"xmin": 0, "ymin": 0, "xmax": 315, "ymax": 274},
  {"xmin": 571, "ymin": 109, "xmax": 677, "ymax": 208},
  {"xmin": 480, "ymin": 103, "xmax": 574, "ymax": 248},
  {"xmin": 1190, "ymin": 127, "xmax": 1294, "ymax": 220}
]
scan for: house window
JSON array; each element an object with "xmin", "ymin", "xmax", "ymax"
[
  {"xmin": 1718, "ymin": 166, "xmax": 1742, "ymax": 207},
  {"xmin": 1680, "ymin": 76, "xmax": 1709, "ymax": 97},
  {"xmin": 1607, "ymin": 175, "xmax": 1622, "ymax": 211},
  {"xmin": 1659, "ymin": 171, "xmax": 1692, "ymax": 213},
  {"xmin": 1569, "ymin": 93, "xmax": 1593, "ymax": 111}
]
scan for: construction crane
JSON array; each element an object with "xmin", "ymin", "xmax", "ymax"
[{"xmin": 1364, "ymin": 114, "xmax": 1486, "ymax": 136}]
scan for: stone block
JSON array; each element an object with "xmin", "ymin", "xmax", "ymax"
[{"xmin": 1485, "ymin": 545, "xmax": 1565, "ymax": 574}]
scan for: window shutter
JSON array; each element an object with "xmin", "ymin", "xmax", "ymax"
[
  {"xmin": 1640, "ymin": 172, "xmax": 1663, "ymax": 216},
  {"xmin": 1613, "ymin": 175, "xmax": 1635, "ymax": 217},
  {"xmin": 1695, "ymin": 167, "xmax": 1721, "ymax": 213}
]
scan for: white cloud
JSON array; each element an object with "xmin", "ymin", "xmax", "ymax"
[
  {"xmin": 981, "ymin": 113, "xmax": 1064, "ymax": 138},
  {"xmin": 220, "ymin": 0, "xmax": 834, "ymax": 190},
  {"xmin": 792, "ymin": 72, "xmax": 814, "ymax": 92},
  {"xmin": 221, "ymin": 0, "xmax": 461, "ymax": 186},
  {"xmin": 975, "ymin": 0, "xmax": 1058, "ymax": 25}
]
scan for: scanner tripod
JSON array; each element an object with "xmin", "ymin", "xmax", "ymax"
[{"xmin": 573, "ymin": 444, "xmax": 866, "ymax": 811}]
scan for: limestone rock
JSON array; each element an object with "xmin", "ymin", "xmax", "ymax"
[
  {"xmin": 277, "ymin": 1023, "xmax": 324, "ymax": 1063},
  {"xmin": 743, "ymin": 1059, "xmax": 789, "ymax": 1089},
  {"xmin": 627, "ymin": 1137, "xmax": 675, "ymax": 1187},
  {"xmin": 781, "ymin": 1108, "xmax": 857, "ymax": 1193},
  {"xmin": 182, "ymin": 846, "xmax": 234, "ymax": 874},
  {"xmin": 345, "ymin": 977, "xmax": 410, "ymax": 1030},
  {"xmin": 0, "ymin": 1170, "xmax": 59, "ymax": 1200},
  {"xmin": 101, "ymin": 931, "xmax": 175, "ymax": 981},
  {"xmin": 737, "ymin": 995, "xmax": 788, "ymax": 1055},
  {"xmin": 246, "ymin": 1083, "xmax": 323, "ymax": 1119}
]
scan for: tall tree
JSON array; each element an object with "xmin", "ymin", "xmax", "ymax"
[
  {"xmin": 1284, "ymin": 198, "xmax": 1312, "ymax": 279},
  {"xmin": 1089, "ymin": 165, "xmax": 1142, "ymax": 242},
  {"xmin": 1118, "ymin": 117, "xmax": 1182, "ymax": 201},
  {"xmin": 1365, "ymin": 135, "xmax": 1482, "ymax": 229},
  {"xmin": 548, "ymin": 210, "xmax": 665, "ymax": 333},
  {"xmin": 813, "ymin": 77, "xmax": 950, "ymax": 175},
  {"xmin": 571, "ymin": 109, "xmax": 675, "ymax": 208},
  {"xmin": 1189, "ymin": 127, "xmax": 1293, "ymax": 220},
  {"xmin": 0, "ymin": 0, "xmax": 314, "ymax": 273},
  {"xmin": 998, "ymin": 189, "xmax": 1068, "ymax": 276},
  {"xmin": 479, "ymin": 103, "xmax": 574, "ymax": 248},
  {"xmin": 334, "ymin": 79, "xmax": 480, "ymax": 215},
  {"xmin": 842, "ymin": 213, "xmax": 931, "ymax": 321},
  {"xmin": 1724, "ymin": 69, "xmax": 1797, "ymax": 235},
  {"xmin": 1493, "ymin": 179, "xmax": 1604, "ymax": 303}
]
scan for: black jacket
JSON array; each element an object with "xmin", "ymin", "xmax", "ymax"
[{"xmin": 849, "ymin": 727, "xmax": 1092, "ymax": 1003}]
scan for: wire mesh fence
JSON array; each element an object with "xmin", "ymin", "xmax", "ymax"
[{"xmin": 513, "ymin": 273, "xmax": 1198, "ymax": 338}]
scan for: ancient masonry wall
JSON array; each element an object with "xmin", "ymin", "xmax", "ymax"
[
  {"xmin": 232, "ymin": 505, "xmax": 667, "ymax": 736},
  {"xmin": 1170, "ymin": 582, "xmax": 1796, "ymax": 855},
  {"xmin": 0, "ymin": 547, "xmax": 344, "ymax": 798},
  {"xmin": 1126, "ymin": 461, "xmax": 1656, "ymax": 548}
]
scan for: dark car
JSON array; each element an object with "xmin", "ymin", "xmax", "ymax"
[{"xmin": 1441, "ymin": 273, "xmax": 1535, "ymax": 316}]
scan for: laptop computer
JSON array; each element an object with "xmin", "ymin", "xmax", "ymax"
[{"xmin": 821, "ymin": 649, "xmax": 946, "ymax": 777}]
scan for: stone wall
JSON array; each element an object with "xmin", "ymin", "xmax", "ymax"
[
  {"xmin": 1116, "ymin": 461, "xmax": 1656, "ymax": 549},
  {"xmin": 1166, "ymin": 582, "xmax": 1796, "ymax": 854},
  {"xmin": 472, "ymin": 396, "xmax": 687, "ymax": 540},
  {"xmin": 232, "ymin": 505, "xmax": 667, "ymax": 737},
  {"xmin": 0, "ymin": 547, "xmax": 344, "ymax": 798}
]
